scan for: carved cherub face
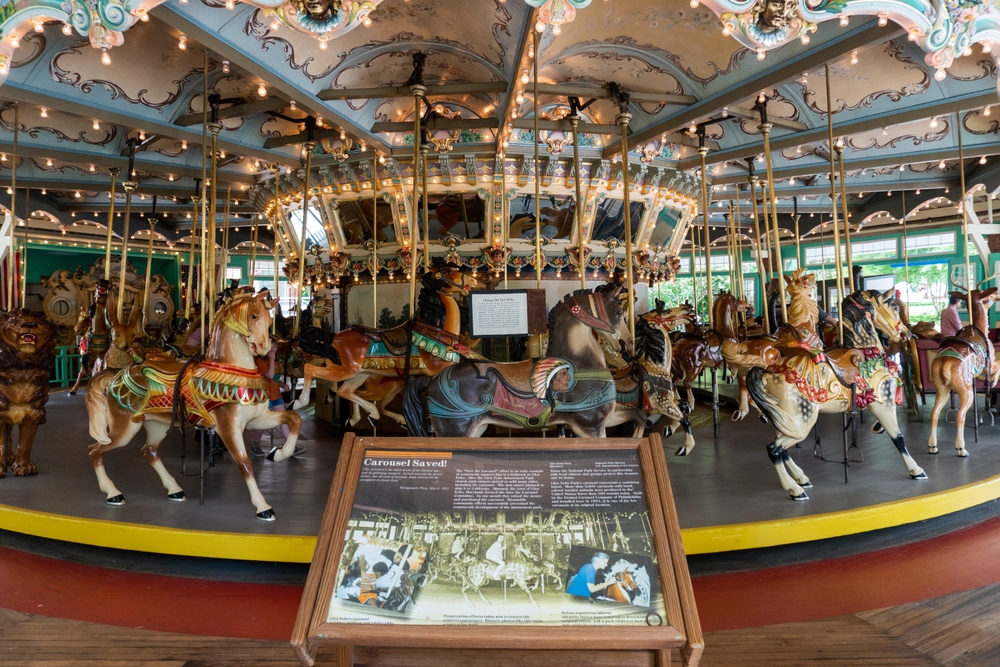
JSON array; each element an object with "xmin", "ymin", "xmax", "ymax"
[
  {"xmin": 299, "ymin": 0, "xmax": 338, "ymax": 21},
  {"xmin": 754, "ymin": 0, "xmax": 794, "ymax": 32}
]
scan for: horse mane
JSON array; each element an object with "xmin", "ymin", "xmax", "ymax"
[
  {"xmin": 840, "ymin": 291, "xmax": 877, "ymax": 347},
  {"xmin": 416, "ymin": 284, "xmax": 445, "ymax": 328},
  {"xmin": 635, "ymin": 316, "xmax": 666, "ymax": 366},
  {"xmin": 785, "ymin": 270, "xmax": 819, "ymax": 331}
]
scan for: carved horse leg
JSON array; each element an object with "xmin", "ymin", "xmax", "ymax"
[
  {"xmin": 69, "ymin": 354, "xmax": 90, "ymax": 395},
  {"xmin": 866, "ymin": 396, "xmax": 927, "ymax": 479},
  {"xmin": 251, "ymin": 406, "xmax": 303, "ymax": 464},
  {"xmin": 88, "ymin": 412, "xmax": 143, "ymax": 505},
  {"xmin": 213, "ymin": 404, "xmax": 278, "ymax": 520},
  {"xmin": 732, "ymin": 374, "xmax": 751, "ymax": 422},
  {"xmin": 952, "ymin": 383, "xmax": 975, "ymax": 458},
  {"xmin": 139, "ymin": 418, "xmax": 186, "ymax": 500},
  {"xmin": 927, "ymin": 383, "xmax": 950, "ymax": 455},
  {"xmin": 336, "ymin": 373, "xmax": 382, "ymax": 428},
  {"xmin": 767, "ymin": 430, "xmax": 814, "ymax": 500},
  {"xmin": 10, "ymin": 421, "xmax": 39, "ymax": 477}
]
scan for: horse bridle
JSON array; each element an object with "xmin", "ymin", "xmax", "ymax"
[{"xmin": 565, "ymin": 293, "xmax": 618, "ymax": 338}]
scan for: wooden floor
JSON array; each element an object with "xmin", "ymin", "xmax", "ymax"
[{"xmin": 4, "ymin": 583, "xmax": 1000, "ymax": 666}]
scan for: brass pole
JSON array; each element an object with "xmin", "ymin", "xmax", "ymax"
[
  {"xmin": 698, "ymin": 145, "xmax": 712, "ymax": 329},
  {"xmin": 272, "ymin": 223, "xmax": 279, "ymax": 335},
  {"xmin": 408, "ymin": 85, "xmax": 425, "ymax": 315},
  {"xmin": 293, "ymin": 141, "xmax": 315, "ymax": 337},
  {"xmin": 422, "ymin": 143, "xmax": 430, "ymax": 272},
  {"xmin": 186, "ymin": 195, "xmax": 199, "ymax": 318},
  {"xmin": 760, "ymin": 122, "xmax": 788, "ymax": 324},
  {"xmin": 619, "ymin": 112, "xmax": 636, "ymax": 339},
  {"xmin": 207, "ymin": 121, "xmax": 221, "ymax": 329},
  {"xmin": 570, "ymin": 113, "xmax": 585, "ymax": 289},
  {"xmin": 902, "ymin": 190, "xmax": 910, "ymax": 312},
  {"xmin": 142, "ymin": 220, "xmax": 156, "ymax": 326},
  {"xmin": 103, "ymin": 168, "xmax": 119, "ymax": 281},
  {"xmin": 957, "ymin": 111, "xmax": 975, "ymax": 321},
  {"xmin": 250, "ymin": 212, "xmax": 258, "ymax": 283},
  {"xmin": 794, "ymin": 213, "xmax": 802, "ymax": 271},
  {"xmin": 7, "ymin": 102, "xmax": 16, "ymax": 309},
  {"xmin": 726, "ymin": 204, "xmax": 736, "ymax": 293},
  {"xmin": 819, "ymin": 216, "xmax": 828, "ymax": 312},
  {"xmin": 19, "ymin": 188, "xmax": 27, "ymax": 301},
  {"xmin": 835, "ymin": 143, "xmax": 855, "ymax": 292},
  {"xmin": 199, "ymin": 50, "xmax": 208, "ymax": 350},
  {"xmin": 690, "ymin": 223, "xmax": 699, "ymax": 321},
  {"xmin": 735, "ymin": 190, "xmax": 745, "ymax": 300},
  {"xmin": 221, "ymin": 184, "xmax": 231, "ymax": 291},
  {"xmin": 749, "ymin": 179, "xmax": 769, "ymax": 334},
  {"xmin": 372, "ymin": 160, "xmax": 379, "ymax": 324},
  {"xmin": 824, "ymin": 62, "xmax": 846, "ymax": 345},
  {"xmin": 117, "ymin": 179, "xmax": 137, "ymax": 322},
  {"xmin": 533, "ymin": 29, "xmax": 542, "ymax": 290}
]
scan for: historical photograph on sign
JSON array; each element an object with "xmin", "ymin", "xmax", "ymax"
[{"xmin": 326, "ymin": 449, "xmax": 667, "ymax": 627}]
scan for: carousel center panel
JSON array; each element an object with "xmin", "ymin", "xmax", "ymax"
[{"xmin": 1, "ymin": 392, "xmax": 999, "ymax": 562}]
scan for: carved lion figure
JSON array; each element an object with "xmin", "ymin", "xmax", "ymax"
[{"xmin": 0, "ymin": 310, "xmax": 56, "ymax": 478}]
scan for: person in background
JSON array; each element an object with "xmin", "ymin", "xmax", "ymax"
[
  {"xmin": 940, "ymin": 295, "xmax": 963, "ymax": 338},
  {"xmin": 566, "ymin": 552, "xmax": 614, "ymax": 600},
  {"xmin": 248, "ymin": 339, "xmax": 305, "ymax": 458}
]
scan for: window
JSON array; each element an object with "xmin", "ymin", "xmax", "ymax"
[
  {"xmin": 743, "ymin": 260, "xmax": 758, "ymax": 275},
  {"xmin": 805, "ymin": 239, "xmax": 897, "ymax": 265},
  {"xmin": 905, "ymin": 232, "xmax": 955, "ymax": 257},
  {"xmin": 254, "ymin": 279, "xmax": 297, "ymax": 315},
  {"xmin": 676, "ymin": 256, "xmax": 691, "ymax": 274},
  {"xmin": 225, "ymin": 266, "xmax": 242, "ymax": 281},
  {"xmin": 252, "ymin": 260, "xmax": 285, "ymax": 277},
  {"xmin": 784, "ymin": 258, "xmax": 799, "ymax": 271},
  {"xmin": 694, "ymin": 255, "xmax": 731, "ymax": 271},
  {"xmin": 743, "ymin": 278, "xmax": 755, "ymax": 307}
]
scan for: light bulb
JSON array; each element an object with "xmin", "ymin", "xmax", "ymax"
[
  {"xmin": 39, "ymin": 107, "xmax": 48, "ymax": 118},
  {"xmin": 515, "ymin": 91, "xmax": 524, "ymax": 104},
  {"xmin": 938, "ymin": 160, "xmax": 946, "ymax": 169},
  {"xmin": 934, "ymin": 68, "xmax": 947, "ymax": 81},
  {"xmin": 362, "ymin": 15, "xmax": 372, "ymax": 27},
  {"xmin": 62, "ymin": 23, "xmax": 73, "ymax": 36},
  {"xmin": 258, "ymin": 82, "xmax": 267, "ymax": 97},
  {"xmin": 878, "ymin": 14, "xmax": 888, "ymax": 27},
  {"xmin": 963, "ymin": 46, "xmax": 972, "ymax": 57},
  {"xmin": 915, "ymin": 189, "xmax": 920, "ymax": 195},
  {"xmin": 535, "ymin": 20, "xmax": 545, "ymax": 32},
  {"xmin": 757, "ymin": 49, "xmax": 766, "ymax": 61},
  {"xmin": 983, "ymin": 43, "xmax": 992, "ymax": 54},
  {"xmin": 340, "ymin": 130, "xmax": 346, "ymax": 140},
  {"xmin": 520, "ymin": 69, "xmax": 529, "ymax": 85},
  {"xmin": 178, "ymin": 35, "xmax": 187, "ymax": 50},
  {"xmin": 138, "ymin": 130, "xmax": 146, "ymax": 141},
  {"xmin": 839, "ymin": 15, "xmax": 849, "ymax": 27},
  {"xmin": 360, "ymin": 141, "xmax": 366, "ymax": 151},
  {"xmin": 319, "ymin": 38, "xmax": 328, "ymax": 50},
  {"xmin": 800, "ymin": 33, "xmax": 810, "ymax": 45},
  {"xmin": 850, "ymin": 50, "xmax": 858, "ymax": 65},
  {"xmin": 528, "ymin": 44, "xmax": 534, "ymax": 58},
  {"xmin": 985, "ymin": 106, "xmax": 992, "ymax": 117},
  {"xmin": 882, "ymin": 127, "xmax": 887, "ymax": 135},
  {"xmin": 222, "ymin": 60, "xmax": 230, "ymax": 74},
  {"xmin": 92, "ymin": 119, "xmax": 100, "ymax": 130},
  {"xmin": 270, "ymin": 18, "xmax": 280, "ymax": 31},
  {"xmin": 75, "ymin": 191, "xmax": 81, "ymax": 199},
  {"xmin": 225, "ymin": 0, "xmax": 234, "ymax": 8},
  {"xmin": 981, "ymin": 155, "xmax": 987, "ymax": 164},
  {"xmin": 138, "ymin": 10, "xmax": 149, "ymax": 22},
  {"xmin": 9, "ymin": 36, "xmax": 18, "ymax": 49},
  {"xmin": 930, "ymin": 117, "xmax": 939, "ymax": 128},
  {"xmin": 722, "ymin": 25, "xmax": 731, "ymax": 36},
  {"xmin": 511, "ymin": 108, "xmax": 518, "ymax": 119},
  {"xmin": 90, "ymin": 164, "xmax": 95, "ymax": 172},
  {"xmin": 378, "ymin": 153, "xmax": 386, "ymax": 165},
  {"xmin": 46, "ymin": 159, "xmax": 52, "ymax": 166},
  {"xmin": 181, "ymin": 140, "xmax": 188, "ymax": 150}
]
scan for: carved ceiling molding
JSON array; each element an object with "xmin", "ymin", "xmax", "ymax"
[{"xmin": 701, "ymin": 0, "xmax": 1000, "ymax": 89}]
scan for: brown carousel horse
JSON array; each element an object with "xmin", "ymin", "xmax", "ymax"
[
  {"xmin": 670, "ymin": 308, "xmax": 724, "ymax": 411},
  {"xmin": 746, "ymin": 290, "xmax": 925, "ymax": 499},
  {"xmin": 721, "ymin": 269, "xmax": 823, "ymax": 421},
  {"xmin": 928, "ymin": 288, "xmax": 1000, "ymax": 457},
  {"xmin": 69, "ymin": 280, "xmax": 111, "ymax": 395},
  {"xmin": 103, "ymin": 292, "xmax": 146, "ymax": 371},
  {"xmin": 603, "ymin": 301, "xmax": 697, "ymax": 454},
  {"xmin": 403, "ymin": 285, "xmax": 632, "ymax": 438},
  {"xmin": 291, "ymin": 266, "xmax": 481, "ymax": 427},
  {"xmin": 85, "ymin": 292, "xmax": 301, "ymax": 520}
]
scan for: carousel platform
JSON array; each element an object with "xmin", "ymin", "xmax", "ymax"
[{"xmin": 1, "ymin": 386, "xmax": 999, "ymax": 563}]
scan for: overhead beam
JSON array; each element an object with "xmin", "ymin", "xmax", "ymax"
[
  {"xmin": 711, "ymin": 177, "xmax": 956, "ymax": 200},
  {"xmin": 319, "ymin": 82, "xmax": 507, "ymax": 100},
  {"xmin": 0, "ymin": 142, "xmax": 254, "ymax": 185},
  {"xmin": 263, "ymin": 126, "xmax": 352, "ymax": 150},
  {"xmin": 59, "ymin": 203, "xmax": 257, "ymax": 213},
  {"xmin": 151, "ymin": 4, "xmax": 391, "ymax": 155},
  {"xmin": 532, "ymin": 83, "xmax": 695, "ymax": 106},
  {"xmin": 604, "ymin": 20, "xmax": 902, "ymax": 158},
  {"xmin": 371, "ymin": 118, "xmax": 501, "ymax": 133},
  {"xmin": 724, "ymin": 106, "xmax": 807, "ymax": 132},
  {"xmin": 0, "ymin": 175, "xmax": 251, "ymax": 199},
  {"xmin": 682, "ymin": 88, "xmax": 1000, "ymax": 170},
  {"xmin": 512, "ymin": 119, "xmax": 619, "ymax": 134},
  {"xmin": 0, "ymin": 82, "xmax": 298, "ymax": 168},
  {"xmin": 174, "ymin": 97, "xmax": 289, "ymax": 127}
]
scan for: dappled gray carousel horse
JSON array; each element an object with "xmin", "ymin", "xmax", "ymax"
[
  {"xmin": 403, "ymin": 285, "xmax": 632, "ymax": 438},
  {"xmin": 746, "ymin": 290, "xmax": 925, "ymax": 499}
]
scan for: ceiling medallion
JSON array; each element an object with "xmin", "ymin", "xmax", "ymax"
[
  {"xmin": 702, "ymin": 1, "xmax": 1000, "ymax": 89},
  {"xmin": 524, "ymin": 0, "xmax": 594, "ymax": 32},
  {"xmin": 538, "ymin": 106, "xmax": 573, "ymax": 154},
  {"xmin": 426, "ymin": 105, "xmax": 463, "ymax": 154},
  {"xmin": 279, "ymin": 0, "xmax": 379, "ymax": 37}
]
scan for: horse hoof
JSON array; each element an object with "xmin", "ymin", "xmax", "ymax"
[
  {"xmin": 400, "ymin": 422, "xmax": 409, "ymax": 433},
  {"xmin": 106, "ymin": 495, "xmax": 126, "ymax": 506},
  {"xmin": 758, "ymin": 414, "xmax": 769, "ymax": 425},
  {"xmin": 368, "ymin": 416, "xmax": 379, "ymax": 428},
  {"xmin": 958, "ymin": 449, "xmax": 969, "ymax": 458},
  {"xmin": 872, "ymin": 421, "xmax": 885, "ymax": 434},
  {"xmin": 265, "ymin": 447, "xmax": 278, "ymax": 461},
  {"xmin": 675, "ymin": 447, "xmax": 687, "ymax": 457},
  {"xmin": 791, "ymin": 492, "xmax": 809, "ymax": 501},
  {"xmin": 69, "ymin": 391, "xmax": 76, "ymax": 396},
  {"xmin": 801, "ymin": 481, "xmax": 813, "ymax": 489},
  {"xmin": 911, "ymin": 472, "xmax": 928, "ymax": 480},
  {"xmin": 256, "ymin": 509, "xmax": 276, "ymax": 521},
  {"xmin": 167, "ymin": 491, "xmax": 187, "ymax": 501},
  {"xmin": 928, "ymin": 447, "xmax": 939, "ymax": 455},
  {"xmin": 731, "ymin": 411, "xmax": 744, "ymax": 422}
]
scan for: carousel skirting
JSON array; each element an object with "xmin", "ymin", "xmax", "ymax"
[{"xmin": 1, "ymin": 387, "xmax": 999, "ymax": 562}]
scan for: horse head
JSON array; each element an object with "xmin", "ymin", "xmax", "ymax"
[
  {"xmin": 642, "ymin": 302, "xmax": 694, "ymax": 332},
  {"xmin": 73, "ymin": 306, "xmax": 91, "ymax": 336},
  {"xmin": 867, "ymin": 289, "xmax": 906, "ymax": 343},
  {"xmin": 424, "ymin": 265, "xmax": 479, "ymax": 297},
  {"xmin": 213, "ymin": 292, "xmax": 276, "ymax": 357}
]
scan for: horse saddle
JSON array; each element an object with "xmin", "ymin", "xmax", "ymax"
[
  {"xmin": 351, "ymin": 322, "xmax": 411, "ymax": 356},
  {"xmin": 142, "ymin": 350, "xmax": 187, "ymax": 376},
  {"xmin": 814, "ymin": 348, "xmax": 862, "ymax": 388},
  {"xmin": 473, "ymin": 360, "xmax": 536, "ymax": 396},
  {"xmin": 610, "ymin": 362, "xmax": 642, "ymax": 391}
]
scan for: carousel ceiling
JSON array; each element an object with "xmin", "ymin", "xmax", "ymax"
[{"xmin": 0, "ymin": 0, "xmax": 998, "ymax": 256}]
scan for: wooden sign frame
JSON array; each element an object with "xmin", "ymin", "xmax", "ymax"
[
  {"xmin": 291, "ymin": 433, "xmax": 703, "ymax": 667},
  {"xmin": 468, "ymin": 289, "xmax": 548, "ymax": 337}
]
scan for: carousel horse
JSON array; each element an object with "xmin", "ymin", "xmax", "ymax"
[
  {"xmin": 291, "ymin": 266, "xmax": 481, "ymax": 427},
  {"xmin": 460, "ymin": 559, "xmax": 549, "ymax": 608},
  {"xmin": 745, "ymin": 289, "xmax": 925, "ymax": 499},
  {"xmin": 602, "ymin": 302, "xmax": 697, "ymax": 454},
  {"xmin": 602, "ymin": 566, "xmax": 641, "ymax": 605},
  {"xmin": 928, "ymin": 288, "xmax": 1000, "ymax": 457},
  {"xmin": 69, "ymin": 280, "xmax": 111, "ymax": 395},
  {"xmin": 670, "ymin": 309, "xmax": 724, "ymax": 413},
  {"xmin": 101, "ymin": 293, "xmax": 147, "ymax": 371},
  {"xmin": 85, "ymin": 292, "xmax": 302, "ymax": 520},
  {"xmin": 721, "ymin": 269, "xmax": 823, "ymax": 421},
  {"xmin": 403, "ymin": 285, "xmax": 632, "ymax": 438}
]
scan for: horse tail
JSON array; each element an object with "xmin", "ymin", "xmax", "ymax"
[
  {"xmin": 86, "ymin": 371, "xmax": 115, "ymax": 445},
  {"xmin": 403, "ymin": 374, "xmax": 433, "ymax": 438},
  {"xmin": 721, "ymin": 339, "xmax": 767, "ymax": 370},
  {"xmin": 746, "ymin": 366, "xmax": 782, "ymax": 429}
]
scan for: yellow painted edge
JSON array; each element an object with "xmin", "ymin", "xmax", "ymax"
[
  {"xmin": 4, "ymin": 473, "xmax": 1000, "ymax": 563},
  {"xmin": 680, "ymin": 473, "xmax": 1000, "ymax": 555},
  {"xmin": 0, "ymin": 503, "xmax": 317, "ymax": 563}
]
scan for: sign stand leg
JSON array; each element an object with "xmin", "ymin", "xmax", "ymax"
[{"xmin": 336, "ymin": 645, "xmax": 353, "ymax": 667}]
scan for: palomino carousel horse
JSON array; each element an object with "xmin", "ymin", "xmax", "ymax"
[
  {"xmin": 721, "ymin": 269, "xmax": 823, "ymax": 421},
  {"xmin": 85, "ymin": 292, "xmax": 302, "ymax": 520},
  {"xmin": 745, "ymin": 290, "xmax": 925, "ymax": 499},
  {"xmin": 928, "ymin": 288, "xmax": 1000, "ymax": 457},
  {"xmin": 603, "ymin": 301, "xmax": 697, "ymax": 454},
  {"xmin": 69, "ymin": 280, "xmax": 111, "ymax": 395},
  {"xmin": 403, "ymin": 285, "xmax": 632, "ymax": 438},
  {"xmin": 291, "ymin": 266, "xmax": 481, "ymax": 427}
]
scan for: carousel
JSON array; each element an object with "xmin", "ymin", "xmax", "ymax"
[{"xmin": 0, "ymin": 0, "xmax": 997, "ymax": 567}]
